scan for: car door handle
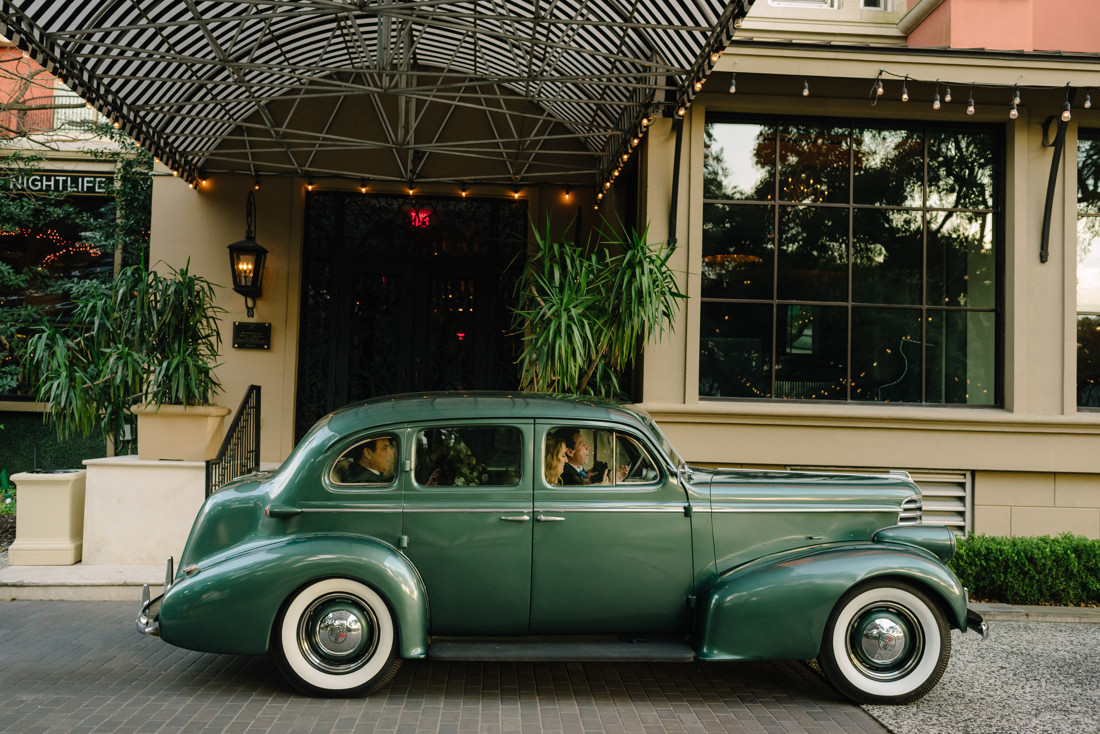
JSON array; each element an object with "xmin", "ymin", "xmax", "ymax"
[
  {"xmin": 535, "ymin": 514, "xmax": 565, "ymax": 522},
  {"xmin": 500, "ymin": 514, "xmax": 531, "ymax": 522}
]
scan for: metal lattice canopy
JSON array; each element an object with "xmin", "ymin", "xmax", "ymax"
[{"xmin": 0, "ymin": 0, "xmax": 753, "ymax": 187}]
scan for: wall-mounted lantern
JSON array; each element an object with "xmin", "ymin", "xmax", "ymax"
[{"xmin": 227, "ymin": 190, "xmax": 268, "ymax": 318}]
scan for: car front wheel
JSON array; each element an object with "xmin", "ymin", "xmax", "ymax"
[
  {"xmin": 818, "ymin": 581, "xmax": 950, "ymax": 705},
  {"xmin": 273, "ymin": 578, "xmax": 401, "ymax": 696}
]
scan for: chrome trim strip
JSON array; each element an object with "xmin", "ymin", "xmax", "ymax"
[
  {"xmin": 700, "ymin": 506, "xmax": 903, "ymax": 514},
  {"xmin": 399, "ymin": 508, "xmax": 533, "ymax": 513},
  {"xmin": 301, "ymin": 507, "xmax": 405, "ymax": 513},
  {"xmin": 532, "ymin": 507, "xmax": 687, "ymax": 513}
]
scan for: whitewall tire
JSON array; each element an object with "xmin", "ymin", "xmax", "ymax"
[
  {"xmin": 273, "ymin": 578, "xmax": 401, "ymax": 696},
  {"xmin": 818, "ymin": 581, "xmax": 950, "ymax": 705}
]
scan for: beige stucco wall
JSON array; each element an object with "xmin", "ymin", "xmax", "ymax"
[{"xmin": 636, "ymin": 47, "xmax": 1100, "ymax": 537}]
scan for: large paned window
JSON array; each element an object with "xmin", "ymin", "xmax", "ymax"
[
  {"xmin": 1078, "ymin": 132, "xmax": 1100, "ymax": 409},
  {"xmin": 701, "ymin": 118, "xmax": 1001, "ymax": 405}
]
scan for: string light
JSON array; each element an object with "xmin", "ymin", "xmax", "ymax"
[
  {"xmin": 933, "ymin": 91, "xmax": 941, "ymax": 110},
  {"xmin": 944, "ymin": 86, "xmax": 952, "ymax": 103},
  {"xmin": 875, "ymin": 79, "xmax": 884, "ymax": 96},
  {"xmin": 253, "ymin": 177, "xmax": 260, "ymax": 191},
  {"xmin": 1062, "ymin": 85, "xmax": 1073, "ymax": 122},
  {"xmin": 694, "ymin": 79, "xmax": 704, "ymax": 92},
  {"xmin": 360, "ymin": 179, "xmax": 368, "ymax": 193},
  {"xmin": 802, "ymin": 78, "xmax": 809, "ymax": 97},
  {"xmin": 729, "ymin": 73, "xmax": 736, "ymax": 94},
  {"xmin": 901, "ymin": 76, "xmax": 909, "ymax": 102},
  {"xmin": 1086, "ymin": 92, "xmax": 1093, "ymax": 109},
  {"xmin": 1013, "ymin": 84, "xmax": 1021, "ymax": 105},
  {"xmin": 564, "ymin": 188, "xmax": 571, "ymax": 201},
  {"xmin": 306, "ymin": 178, "xmax": 314, "ymax": 191},
  {"xmin": 1009, "ymin": 101, "xmax": 1018, "ymax": 119},
  {"xmin": 966, "ymin": 85, "xmax": 975, "ymax": 115},
  {"xmin": 460, "ymin": 183, "xmax": 467, "ymax": 197}
]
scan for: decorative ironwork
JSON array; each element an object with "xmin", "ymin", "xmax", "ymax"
[
  {"xmin": 206, "ymin": 385, "xmax": 261, "ymax": 495},
  {"xmin": 294, "ymin": 193, "xmax": 526, "ymax": 442}
]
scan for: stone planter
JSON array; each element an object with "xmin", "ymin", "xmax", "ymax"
[
  {"xmin": 133, "ymin": 404, "xmax": 231, "ymax": 461},
  {"xmin": 7, "ymin": 469, "xmax": 86, "ymax": 566}
]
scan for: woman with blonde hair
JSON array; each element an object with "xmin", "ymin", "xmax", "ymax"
[{"xmin": 544, "ymin": 435, "xmax": 568, "ymax": 485}]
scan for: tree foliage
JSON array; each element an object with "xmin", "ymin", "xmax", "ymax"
[{"xmin": 512, "ymin": 219, "xmax": 686, "ymax": 398}]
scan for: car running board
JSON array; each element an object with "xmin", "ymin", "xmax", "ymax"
[{"xmin": 428, "ymin": 635, "xmax": 696, "ymax": 662}]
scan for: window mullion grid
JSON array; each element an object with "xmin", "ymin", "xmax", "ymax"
[
  {"xmin": 921, "ymin": 126, "xmax": 929, "ymax": 404},
  {"xmin": 846, "ymin": 127, "xmax": 854, "ymax": 401},
  {"xmin": 771, "ymin": 121, "xmax": 780, "ymax": 399}
]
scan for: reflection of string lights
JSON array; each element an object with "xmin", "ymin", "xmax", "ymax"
[
  {"xmin": 702, "ymin": 253, "xmax": 762, "ymax": 265},
  {"xmin": 0, "ymin": 227, "xmax": 104, "ymax": 266}
]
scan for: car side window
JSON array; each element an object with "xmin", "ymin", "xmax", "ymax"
[
  {"xmin": 547, "ymin": 426, "xmax": 660, "ymax": 486},
  {"xmin": 331, "ymin": 432, "xmax": 400, "ymax": 486},
  {"xmin": 414, "ymin": 426, "xmax": 522, "ymax": 487}
]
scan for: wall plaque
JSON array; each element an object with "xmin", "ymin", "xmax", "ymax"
[{"xmin": 233, "ymin": 321, "xmax": 271, "ymax": 350}]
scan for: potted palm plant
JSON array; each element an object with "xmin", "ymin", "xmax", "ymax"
[
  {"xmin": 512, "ymin": 219, "xmax": 686, "ymax": 398},
  {"xmin": 24, "ymin": 260, "xmax": 227, "ymax": 461}
]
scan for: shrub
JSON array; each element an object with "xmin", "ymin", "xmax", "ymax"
[{"xmin": 950, "ymin": 533, "xmax": 1100, "ymax": 606}]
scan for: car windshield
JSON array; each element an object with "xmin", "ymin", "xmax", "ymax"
[{"xmin": 640, "ymin": 415, "xmax": 686, "ymax": 472}]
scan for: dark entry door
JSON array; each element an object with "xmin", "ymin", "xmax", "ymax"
[{"xmin": 295, "ymin": 194, "xmax": 526, "ymax": 439}]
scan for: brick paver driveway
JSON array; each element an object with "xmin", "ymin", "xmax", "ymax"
[{"xmin": 0, "ymin": 601, "xmax": 885, "ymax": 734}]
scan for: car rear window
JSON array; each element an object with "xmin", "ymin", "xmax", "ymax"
[{"xmin": 413, "ymin": 426, "xmax": 522, "ymax": 487}]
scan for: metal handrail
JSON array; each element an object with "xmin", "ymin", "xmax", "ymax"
[{"xmin": 205, "ymin": 385, "xmax": 261, "ymax": 495}]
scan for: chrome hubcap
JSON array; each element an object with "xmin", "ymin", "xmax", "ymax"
[
  {"xmin": 315, "ymin": 610, "xmax": 364, "ymax": 658},
  {"xmin": 298, "ymin": 593, "xmax": 379, "ymax": 673},
  {"xmin": 846, "ymin": 604, "xmax": 923, "ymax": 681}
]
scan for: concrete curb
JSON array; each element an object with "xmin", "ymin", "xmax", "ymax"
[{"xmin": 969, "ymin": 601, "xmax": 1100, "ymax": 624}]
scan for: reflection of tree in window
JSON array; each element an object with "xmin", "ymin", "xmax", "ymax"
[{"xmin": 700, "ymin": 118, "xmax": 999, "ymax": 405}]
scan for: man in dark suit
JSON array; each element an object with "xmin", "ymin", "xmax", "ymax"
[
  {"xmin": 559, "ymin": 428, "xmax": 592, "ymax": 485},
  {"xmin": 344, "ymin": 435, "xmax": 397, "ymax": 483}
]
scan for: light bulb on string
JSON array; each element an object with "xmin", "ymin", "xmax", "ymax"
[
  {"xmin": 1062, "ymin": 85, "xmax": 1073, "ymax": 122},
  {"xmin": 1013, "ymin": 84, "xmax": 1021, "ymax": 105},
  {"xmin": 966, "ymin": 86, "xmax": 975, "ymax": 116},
  {"xmin": 802, "ymin": 79, "xmax": 809, "ymax": 97},
  {"xmin": 944, "ymin": 86, "xmax": 952, "ymax": 103},
  {"xmin": 875, "ymin": 78, "xmax": 884, "ymax": 96},
  {"xmin": 729, "ymin": 73, "xmax": 736, "ymax": 94},
  {"xmin": 901, "ymin": 76, "xmax": 909, "ymax": 102},
  {"xmin": 1086, "ymin": 92, "xmax": 1093, "ymax": 109},
  {"xmin": 933, "ymin": 92, "xmax": 941, "ymax": 110},
  {"xmin": 1009, "ymin": 101, "xmax": 1018, "ymax": 119}
]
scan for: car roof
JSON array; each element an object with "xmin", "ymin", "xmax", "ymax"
[{"xmin": 325, "ymin": 391, "xmax": 648, "ymax": 435}]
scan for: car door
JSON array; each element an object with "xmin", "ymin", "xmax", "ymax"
[
  {"xmin": 530, "ymin": 422, "xmax": 694, "ymax": 634},
  {"xmin": 400, "ymin": 420, "xmax": 533, "ymax": 634}
]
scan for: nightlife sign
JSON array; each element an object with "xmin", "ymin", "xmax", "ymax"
[{"xmin": 3, "ymin": 171, "xmax": 112, "ymax": 195}]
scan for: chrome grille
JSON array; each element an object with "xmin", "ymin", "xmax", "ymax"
[{"xmin": 899, "ymin": 495, "xmax": 923, "ymax": 525}]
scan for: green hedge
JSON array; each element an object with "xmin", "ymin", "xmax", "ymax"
[{"xmin": 949, "ymin": 533, "xmax": 1100, "ymax": 606}]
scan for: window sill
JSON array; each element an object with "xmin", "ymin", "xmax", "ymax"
[{"xmin": 637, "ymin": 399, "xmax": 1100, "ymax": 433}]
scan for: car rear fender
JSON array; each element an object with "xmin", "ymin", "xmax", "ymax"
[
  {"xmin": 157, "ymin": 535, "xmax": 428, "ymax": 659},
  {"xmin": 695, "ymin": 545, "xmax": 968, "ymax": 662}
]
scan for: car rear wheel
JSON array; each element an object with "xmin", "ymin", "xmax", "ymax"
[
  {"xmin": 818, "ymin": 581, "xmax": 950, "ymax": 705},
  {"xmin": 273, "ymin": 578, "xmax": 401, "ymax": 697}
]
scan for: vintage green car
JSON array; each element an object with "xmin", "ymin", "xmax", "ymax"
[{"xmin": 138, "ymin": 392, "xmax": 986, "ymax": 703}]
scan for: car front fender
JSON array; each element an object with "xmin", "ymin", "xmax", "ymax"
[
  {"xmin": 157, "ymin": 535, "xmax": 428, "ymax": 659},
  {"xmin": 695, "ymin": 544, "xmax": 968, "ymax": 662}
]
